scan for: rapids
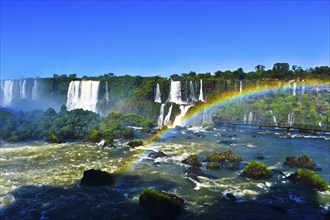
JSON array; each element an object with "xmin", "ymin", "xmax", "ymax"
[{"xmin": 0, "ymin": 125, "xmax": 329, "ymax": 219}]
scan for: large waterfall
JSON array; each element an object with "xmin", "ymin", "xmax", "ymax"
[
  {"xmin": 1, "ymin": 80, "xmax": 14, "ymax": 106},
  {"xmin": 239, "ymin": 81, "xmax": 243, "ymax": 93},
  {"xmin": 105, "ymin": 81, "xmax": 110, "ymax": 103},
  {"xmin": 189, "ymin": 81, "xmax": 197, "ymax": 102},
  {"xmin": 66, "ymin": 80, "xmax": 100, "ymax": 113},
  {"xmin": 31, "ymin": 80, "xmax": 39, "ymax": 100},
  {"xmin": 157, "ymin": 104, "xmax": 165, "ymax": 127},
  {"xmin": 20, "ymin": 80, "xmax": 27, "ymax": 99},
  {"xmin": 155, "ymin": 83, "xmax": 162, "ymax": 103},
  {"xmin": 199, "ymin": 79, "xmax": 204, "ymax": 102},
  {"xmin": 288, "ymin": 112, "xmax": 294, "ymax": 126},
  {"xmin": 173, "ymin": 105, "xmax": 192, "ymax": 127},
  {"xmin": 163, "ymin": 104, "xmax": 173, "ymax": 126},
  {"xmin": 168, "ymin": 81, "xmax": 183, "ymax": 104}
]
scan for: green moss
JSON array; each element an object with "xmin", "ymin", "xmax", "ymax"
[
  {"xmin": 127, "ymin": 140, "xmax": 144, "ymax": 147},
  {"xmin": 182, "ymin": 154, "xmax": 202, "ymax": 167},
  {"xmin": 242, "ymin": 161, "xmax": 272, "ymax": 179},
  {"xmin": 291, "ymin": 169, "xmax": 329, "ymax": 191},
  {"xmin": 140, "ymin": 189, "xmax": 171, "ymax": 201},
  {"xmin": 207, "ymin": 162, "xmax": 221, "ymax": 170},
  {"xmin": 206, "ymin": 150, "xmax": 241, "ymax": 162},
  {"xmin": 284, "ymin": 154, "xmax": 316, "ymax": 170}
]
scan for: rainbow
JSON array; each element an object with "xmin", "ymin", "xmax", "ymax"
[{"xmin": 115, "ymin": 79, "xmax": 330, "ymax": 175}]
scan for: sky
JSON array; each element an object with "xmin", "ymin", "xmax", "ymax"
[{"xmin": 1, "ymin": 1, "xmax": 329, "ymax": 79}]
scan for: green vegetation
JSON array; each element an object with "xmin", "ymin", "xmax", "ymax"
[
  {"xmin": 241, "ymin": 161, "xmax": 272, "ymax": 179},
  {"xmin": 290, "ymin": 169, "xmax": 329, "ymax": 191},
  {"xmin": 181, "ymin": 154, "xmax": 202, "ymax": 167},
  {"xmin": 127, "ymin": 140, "xmax": 144, "ymax": 147},
  {"xmin": 206, "ymin": 150, "xmax": 242, "ymax": 162},
  {"xmin": 139, "ymin": 189, "xmax": 184, "ymax": 219},
  {"xmin": 0, "ymin": 108, "xmax": 155, "ymax": 143},
  {"xmin": 284, "ymin": 154, "xmax": 316, "ymax": 170},
  {"xmin": 206, "ymin": 162, "xmax": 221, "ymax": 170}
]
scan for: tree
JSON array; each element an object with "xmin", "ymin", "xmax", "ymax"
[{"xmin": 255, "ymin": 65, "xmax": 265, "ymax": 71}]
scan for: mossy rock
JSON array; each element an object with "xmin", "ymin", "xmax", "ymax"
[
  {"xmin": 241, "ymin": 161, "xmax": 272, "ymax": 179},
  {"xmin": 80, "ymin": 169, "xmax": 117, "ymax": 187},
  {"xmin": 289, "ymin": 168, "xmax": 329, "ymax": 191},
  {"xmin": 284, "ymin": 154, "xmax": 316, "ymax": 170},
  {"xmin": 139, "ymin": 189, "xmax": 184, "ymax": 219},
  {"xmin": 206, "ymin": 162, "xmax": 221, "ymax": 170},
  {"xmin": 127, "ymin": 140, "xmax": 144, "ymax": 147},
  {"xmin": 181, "ymin": 154, "xmax": 202, "ymax": 167},
  {"xmin": 206, "ymin": 150, "xmax": 242, "ymax": 162}
]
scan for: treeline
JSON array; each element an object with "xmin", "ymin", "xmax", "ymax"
[{"xmin": 0, "ymin": 107, "xmax": 156, "ymax": 143}]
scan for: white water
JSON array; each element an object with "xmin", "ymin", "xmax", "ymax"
[
  {"xmin": 288, "ymin": 112, "xmax": 294, "ymax": 126},
  {"xmin": 190, "ymin": 81, "xmax": 197, "ymax": 102},
  {"xmin": 31, "ymin": 80, "xmax": 39, "ymax": 100},
  {"xmin": 268, "ymin": 110, "xmax": 278, "ymax": 126},
  {"xmin": 239, "ymin": 81, "xmax": 243, "ymax": 93},
  {"xmin": 173, "ymin": 105, "xmax": 192, "ymax": 127},
  {"xmin": 302, "ymin": 80, "xmax": 305, "ymax": 95},
  {"xmin": 155, "ymin": 83, "xmax": 162, "ymax": 103},
  {"xmin": 157, "ymin": 104, "xmax": 165, "ymax": 127},
  {"xmin": 105, "ymin": 81, "xmax": 110, "ymax": 103},
  {"xmin": 319, "ymin": 121, "xmax": 322, "ymax": 128},
  {"xmin": 66, "ymin": 80, "xmax": 100, "ymax": 113},
  {"xmin": 163, "ymin": 104, "xmax": 173, "ymax": 126},
  {"xmin": 293, "ymin": 82, "xmax": 297, "ymax": 96},
  {"xmin": 248, "ymin": 111, "xmax": 253, "ymax": 124},
  {"xmin": 20, "ymin": 80, "xmax": 27, "ymax": 99},
  {"xmin": 244, "ymin": 113, "xmax": 247, "ymax": 124},
  {"xmin": 199, "ymin": 79, "xmax": 204, "ymax": 102},
  {"xmin": 168, "ymin": 81, "xmax": 183, "ymax": 104},
  {"xmin": 1, "ymin": 80, "xmax": 14, "ymax": 106}
]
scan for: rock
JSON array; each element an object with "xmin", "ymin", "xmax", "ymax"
[
  {"xmin": 224, "ymin": 193, "xmax": 236, "ymax": 202},
  {"xmin": 80, "ymin": 169, "xmax": 116, "ymax": 187},
  {"xmin": 288, "ymin": 168, "xmax": 329, "ymax": 191},
  {"xmin": 241, "ymin": 161, "xmax": 272, "ymax": 179},
  {"xmin": 256, "ymin": 155, "xmax": 265, "ymax": 160},
  {"xmin": 139, "ymin": 189, "xmax": 184, "ymax": 219},
  {"xmin": 217, "ymin": 140, "xmax": 236, "ymax": 146},
  {"xmin": 186, "ymin": 166, "xmax": 203, "ymax": 181},
  {"xmin": 127, "ymin": 140, "xmax": 144, "ymax": 147},
  {"xmin": 206, "ymin": 162, "xmax": 221, "ymax": 170},
  {"xmin": 149, "ymin": 151, "xmax": 169, "ymax": 159},
  {"xmin": 206, "ymin": 150, "xmax": 241, "ymax": 162},
  {"xmin": 181, "ymin": 154, "xmax": 202, "ymax": 167},
  {"xmin": 284, "ymin": 154, "xmax": 316, "ymax": 170}
]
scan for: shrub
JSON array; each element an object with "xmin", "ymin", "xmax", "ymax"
[
  {"xmin": 127, "ymin": 140, "xmax": 144, "ymax": 147},
  {"xmin": 207, "ymin": 162, "xmax": 221, "ymax": 170},
  {"xmin": 206, "ymin": 150, "xmax": 241, "ymax": 162},
  {"xmin": 284, "ymin": 154, "xmax": 316, "ymax": 170},
  {"xmin": 241, "ymin": 161, "xmax": 271, "ymax": 179},
  {"xmin": 290, "ymin": 168, "xmax": 329, "ymax": 191},
  {"xmin": 181, "ymin": 154, "xmax": 202, "ymax": 167}
]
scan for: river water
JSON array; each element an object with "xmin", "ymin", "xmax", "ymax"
[{"xmin": 1, "ymin": 125, "xmax": 329, "ymax": 219}]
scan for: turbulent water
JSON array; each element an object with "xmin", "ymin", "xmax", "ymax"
[{"xmin": 1, "ymin": 126, "xmax": 329, "ymax": 219}]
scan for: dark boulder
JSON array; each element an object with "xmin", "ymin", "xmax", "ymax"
[
  {"xmin": 149, "ymin": 151, "xmax": 169, "ymax": 159},
  {"xmin": 181, "ymin": 154, "xmax": 202, "ymax": 167},
  {"xmin": 139, "ymin": 189, "xmax": 184, "ymax": 219},
  {"xmin": 80, "ymin": 169, "xmax": 117, "ymax": 187},
  {"xmin": 284, "ymin": 154, "xmax": 317, "ymax": 170}
]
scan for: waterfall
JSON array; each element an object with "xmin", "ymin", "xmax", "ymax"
[
  {"xmin": 168, "ymin": 81, "xmax": 183, "ymax": 104},
  {"xmin": 189, "ymin": 81, "xmax": 197, "ymax": 102},
  {"xmin": 199, "ymin": 79, "xmax": 204, "ymax": 102},
  {"xmin": 302, "ymin": 80, "xmax": 305, "ymax": 95},
  {"xmin": 173, "ymin": 105, "xmax": 192, "ymax": 127},
  {"xmin": 202, "ymin": 108, "xmax": 213, "ymax": 125},
  {"xmin": 1, "ymin": 80, "xmax": 14, "ymax": 106},
  {"xmin": 31, "ymin": 80, "xmax": 39, "ymax": 100},
  {"xmin": 157, "ymin": 104, "xmax": 165, "ymax": 127},
  {"xmin": 319, "ymin": 121, "xmax": 322, "ymax": 128},
  {"xmin": 293, "ymin": 82, "xmax": 297, "ymax": 96},
  {"xmin": 66, "ymin": 80, "xmax": 100, "ymax": 113},
  {"xmin": 105, "ymin": 81, "xmax": 110, "ymax": 103},
  {"xmin": 155, "ymin": 83, "xmax": 162, "ymax": 103},
  {"xmin": 239, "ymin": 81, "xmax": 243, "ymax": 93},
  {"xmin": 163, "ymin": 104, "xmax": 173, "ymax": 126},
  {"xmin": 288, "ymin": 112, "xmax": 294, "ymax": 126},
  {"xmin": 268, "ymin": 110, "xmax": 278, "ymax": 126},
  {"xmin": 248, "ymin": 111, "xmax": 253, "ymax": 124},
  {"xmin": 244, "ymin": 113, "xmax": 247, "ymax": 124},
  {"xmin": 257, "ymin": 80, "xmax": 260, "ymax": 88},
  {"xmin": 20, "ymin": 80, "xmax": 27, "ymax": 99}
]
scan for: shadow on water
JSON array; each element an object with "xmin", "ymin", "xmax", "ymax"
[
  {"xmin": 192, "ymin": 182, "xmax": 328, "ymax": 220},
  {"xmin": 0, "ymin": 174, "xmax": 193, "ymax": 220}
]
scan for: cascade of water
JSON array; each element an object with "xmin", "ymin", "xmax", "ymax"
[
  {"xmin": 199, "ymin": 79, "xmax": 204, "ymax": 102},
  {"xmin": 302, "ymin": 80, "xmax": 305, "ymax": 95},
  {"xmin": 31, "ymin": 80, "xmax": 39, "ymax": 100},
  {"xmin": 293, "ymin": 82, "xmax": 297, "ymax": 96},
  {"xmin": 288, "ymin": 112, "xmax": 294, "ymax": 126},
  {"xmin": 168, "ymin": 81, "xmax": 183, "ymax": 104},
  {"xmin": 202, "ymin": 108, "xmax": 213, "ymax": 125},
  {"xmin": 319, "ymin": 121, "xmax": 322, "ymax": 128},
  {"xmin": 66, "ymin": 80, "xmax": 100, "ymax": 113},
  {"xmin": 268, "ymin": 110, "xmax": 278, "ymax": 126},
  {"xmin": 244, "ymin": 113, "xmax": 247, "ymax": 124},
  {"xmin": 20, "ymin": 80, "xmax": 27, "ymax": 99},
  {"xmin": 155, "ymin": 83, "xmax": 162, "ymax": 103},
  {"xmin": 105, "ymin": 81, "xmax": 110, "ymax": 103},
  {"xmin": 157, "ymin": 104, "xmax": 165, "ymax": 127},
  {"xmin": 239, "ymin": 81, "xmax": 243, "ymax": 93},
  {"xmin": 163, "ymin": 104, "xmax": 173, "ymax": 126},
  {"xmin": 2, "ymin": 80, "xmax": 14, "ymax": 106},
  {"xmin": 173, "ymin": 105, "xmax": 192, "ymax": 127},
  {"xmin": 248, "ymin": 111, "xmax": 253, "ymax": 124},
  {"xmin": 189, "ymin": 81, "xmax": 197, "ymax": 102},
  {"xmin": 257, "ymin": 80, "xmax": 260, "ymax": 88}
]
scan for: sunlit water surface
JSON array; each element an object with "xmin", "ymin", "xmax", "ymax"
[{"xmin": 1, "ymin": 125, "xmax": 329, "ymax": 219}]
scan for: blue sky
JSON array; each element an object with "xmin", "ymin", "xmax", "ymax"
[{"xmin": 1, "ymin": 1, "xmax": 329, "ymax": 79}]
